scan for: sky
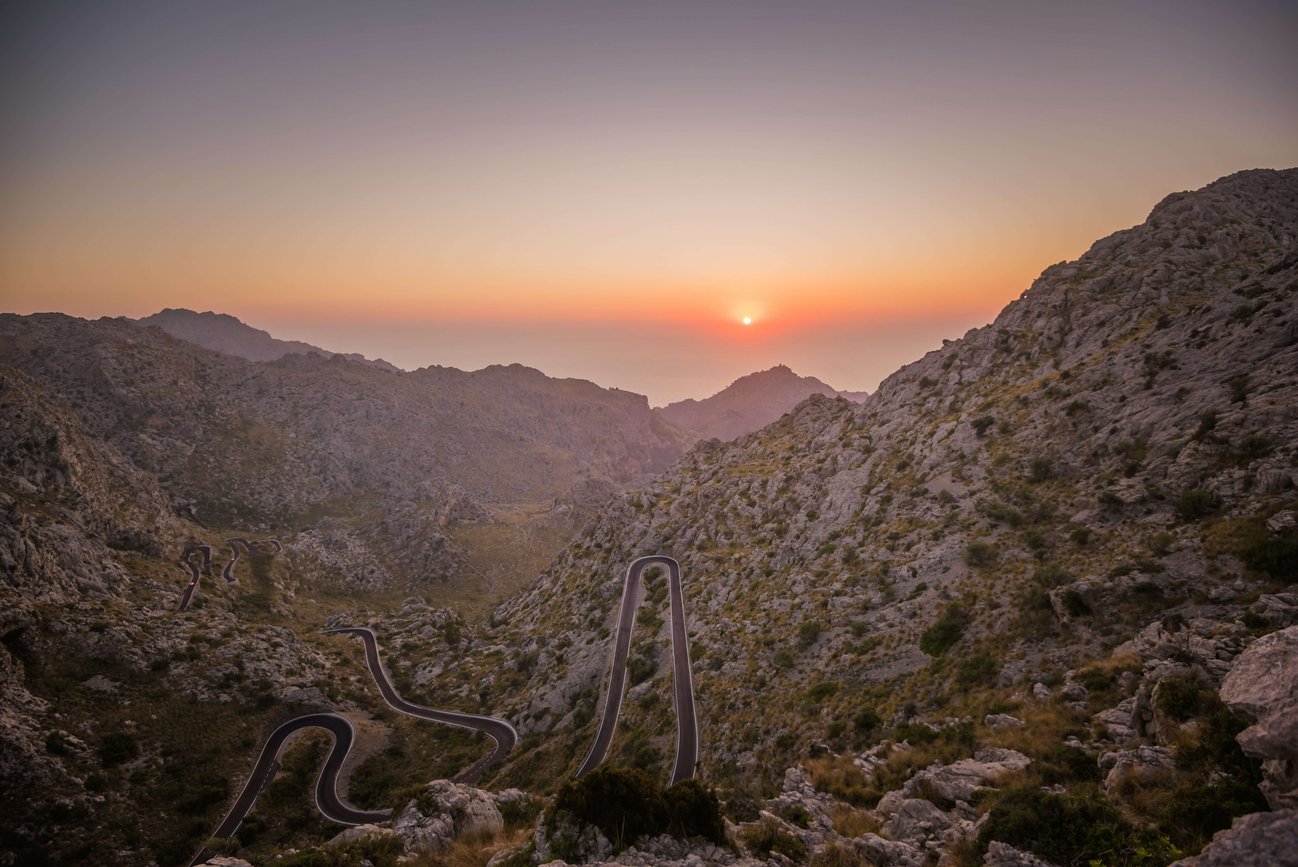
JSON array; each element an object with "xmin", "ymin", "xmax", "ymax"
[{"xmin": 2, "ymin": 1, "xmax": 1296, "ymax": 404}]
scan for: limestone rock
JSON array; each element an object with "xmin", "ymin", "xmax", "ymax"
[
  {"xmin": 1170, "ymin": 808, "xmax": 1298, "ymax": 866},
  {"xmin": 984, "ymin": 841, "xmax": 1061, "ymax": 867},
  {"xmin": 1219, "ymin": 626, "xmax": 1298, "ymax": 808},
  {"xmin": 392, "ymin": 780, "xmax": 504, "ymax": 854}
]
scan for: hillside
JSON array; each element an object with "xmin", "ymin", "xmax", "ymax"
[
  {"xmin": 405, "ymin": 169, "xmax": 1298, "ymax": 863},
  {"xmin": 657, "ymin": 364, "xmax": 868, "ymax": 442},
  {"xmin": 0, "ymin": 314, "xmax": 688, "ymax": 589},
  {"xmin": 0, "ymin": 170, "xmax": 1295, "ymax": 867},
  {"xmin": 136, "ymin": 308, "xmax": 398, "ymax": 370}
]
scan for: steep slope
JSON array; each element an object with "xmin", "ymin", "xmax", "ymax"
[
  {"xmin": 136, "ymin": 307, "xmax": 398, "ymax": 370},
  {"xmin": 446, "ymin": 170, "xmax": 1297, "ymax": 840},
  {"xmin": 0, "ymin": 315, "xmax": 688, "ymax": 586},
  {"xmin": 657, "ymin": 364, "xmax": 868, "ymax": 442}
]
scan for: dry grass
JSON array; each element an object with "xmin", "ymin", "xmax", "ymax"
[
  {"xmin": 827, "ymin": 804, "xmax": 881, "ymax": 838},
  {"xmin": 805, "ymin": 755, "xmax": 873, "ymax": 805},
  {"xmin": 404, "ymin": 827, "xmax": 533, "ymax": 867},
  {"xmin": 808, "ymin": 840, "xmax": 873, "ymax": 866}
]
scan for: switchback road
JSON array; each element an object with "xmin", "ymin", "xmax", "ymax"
[
  {"xmin": 328, "ymin": 626, "xmax": 518, "ymax": 783},
  {"xmin": 575, "ymin": 555, "xmax": 699, "ymax": 786},
  {"xmin": 177, "ymin": 544, "xmax": 212, "ymax": 612},
  {"xmin": 188, "ymin": 712, "xmax": 389, "ymax": 866}
]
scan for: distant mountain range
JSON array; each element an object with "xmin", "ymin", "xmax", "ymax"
[
  {"xmin": 657, "ymin": 364, "xmax": 868, "ymax": 442},
  {"xmin": 136, "ymin": 307, "xmax": 868, "ymax": 443},
  {"xmin": 136, "ymin": 308, "xmax": 399, "ymax": 370}
]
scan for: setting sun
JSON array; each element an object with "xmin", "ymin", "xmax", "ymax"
[{"xmin": 742, "ymin": 316, "xmax": 753, "ymax": 326}]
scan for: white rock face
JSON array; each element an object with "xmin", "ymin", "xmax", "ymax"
[
  {"xmin": 392, "ymin": 780, "xmax": 504, "ymax": 854},
  {"xmin": 1219, "ymin": 625, "xmax": 1298, "ymax": 808}
]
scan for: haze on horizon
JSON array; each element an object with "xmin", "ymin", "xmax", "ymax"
[{"xmin": 2, "ymin": 0, "xmax": 1296, "ymax": 404}]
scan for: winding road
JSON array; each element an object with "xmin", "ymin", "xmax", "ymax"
[
  {"xmin": 188, "ymin": 712, "xmax": 390, "ymax": 866},
  {"xmin": 327, "ymin": 626, "xmax": 519, "ymax": 783},
  {"xmin": 178, "ymin": 538, "xmax": 279, "ymax": 609},
  {"xmin": 177, "ymin": 544, "xmax": 212, "ymax": 612},
  {"xmin": 575, "ymin": 555, "xmax": 699, "ymax": 786}
]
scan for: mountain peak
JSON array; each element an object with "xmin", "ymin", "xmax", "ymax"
[
  {"xmin": 657, "ymin": 364, "xmax": 866, "ymax": 442},
  {"xmin": 136, "ymin": 308, "xmax": 397, "ymax": 370}
]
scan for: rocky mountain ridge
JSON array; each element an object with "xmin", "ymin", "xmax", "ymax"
[
  {"xmin": 1, "ymin": 168, "xmax": 1295, "ymax": 867},
  {"xmin": 657, "ymin": 364, "xmax": 869, "ymax": 443},
  {"xmin": 136, "ymin": 308, "xmax": 399, "ymax": 370},
  {"xmin": 406, "ymin": 168, "xmax": 1298, "ymax": 863}
]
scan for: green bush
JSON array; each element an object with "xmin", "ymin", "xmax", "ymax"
[
  {"xmin": 977, "ymin": 787, "xmax": 1178, "ymax": 866},
  {"xmin": 742, "ymin": 816, "xmax": 808, "ymax": 862},
  {"xmin": 98, "ymin": 732, "xmax": 140, "ymax": 767},
  {"xmin": 551, "ymin": 767, "xmax": 726, "ymax": 851},
  {"xmin": 965, "ymin": 541, "xmax": 996, "ymax": 567},
  {"xmin": 664, "ymin": 780, "xmax": 726, "ymax": 843},
  {"xmin": 1175, "ymin": 488, "xmax": 1218, "ymax": 522},
  {"xmin": 798, "ymin": 620, "xmax": 823, "ymax": 648},
  {"xmin": 920, "ymin": 603, "xmax": 966, "ymax": 657},
  {"xmin": 807, "ymin": 681, "xmax": 840, "ymax": 702},
  {"xmin": 955, "ymin": 652, "xmax": 997, "ymax": 686},
  {"xmin": 1242, "ymin": 528, "xmax": 1298, "ymax": 580},
  {"xmin": 1155, "ymin": 675, "xmax": 1209, "ymax": 722},
  {"xmin": 972, "ymin": 416, "xmax": 995, "ymax": 437}
]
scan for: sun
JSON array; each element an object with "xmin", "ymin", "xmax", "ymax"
[{"xmin": 742, "ymin": 315, "xmax": 752, "ymax": 326}]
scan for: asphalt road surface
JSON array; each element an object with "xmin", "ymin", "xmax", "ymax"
[
  {"xmin": 575, "ymin": 555, "xmax": 699, "ymax": 786},
  {"xmin": 176, "ymin": 544, "xmax": 212, "ymax": 612},
  {"xmin": 328, "ymin": 626, "xmax": 519, "ymax": 783},
  {"xmin": 189, "ymin": 712, "xmax": 389, "ymax": 866}
]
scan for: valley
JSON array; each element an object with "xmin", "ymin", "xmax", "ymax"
[{"xmin": 0, "ymin": 169, "xmax": 1295, "ymax": 866}]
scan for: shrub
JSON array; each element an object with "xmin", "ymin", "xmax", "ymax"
[
  {"xmin": 955, "ymin": 652, "xmax": 997, "ymax": 687},
  {"xmin": 920, "ymin": 603, "xmax": 967, "ymax": 657},
  {"xmin": 965, "ymin": 541, "xmax": 996, "ymax": 567},
  {"xmin": 663, "ymin": 780, "xmax": 726, "ymax": 843},
  {"xmin": 1028, "ymin": 457, "xmax": 1054, "ymax": 483},
  {"xmin": 807, "ymin": 681, "xmax": 840, "ymax": 702},
  {"xmin": 853, "ymin": 708, "xmax": 881, "ymax": 734},
  {"xmin": 742, "ymin": 816, "xmax": 808, "ymax": 862},
  {"xmin": 551, "ymin": 767, "xmax": 665, "ymax": 851},
  {"xmin": 798, "ymin": 620, "xmax": 823, "ymax": 648},
  {"xmin": 1241, "ymin": 528, "xmax": 1298, "ymax": 580},
  {"xmin": 977, "ymin": 787, "xmax": 1178, "ymax": 866},
  {"xmin": 1155, "ymin": 675, "xmax": 1209, "ymax": 722},
  {"xmin": 98, "ymin": 732, "xmax": 140, "ymax": 767},
  {"xmin": 551, "ymin": 768, "xmax": 725, "ymax": 851},
  {"xmin": 1175, "ymin": 488, "xmax": 1217, "ymax": 522},
  {"xmin": 972, "ymin": 416, "xmax": 995, "ymax": 437},
  {"xmin": 1070, "ymin": 526, "xmax": 1092, "ymax": 546}
]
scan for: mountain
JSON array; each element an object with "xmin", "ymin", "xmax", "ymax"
[
  {"xmin": 1, "ymin": 169, "xmax": 1296, "ymax": 867},
  {"xmin": 136, "ymin": 307, "xmax": 399, "ymax": 370},
  {"xmin": 656, "ymin": 364, "xmax": 868, "ymax": 442},
  {"xmin": 0, "ymin": 314, "xmax": 688, "ymax": 588},
  {"xmin": 422, "ymin": 169, "xmax": 1297, "ymax": 861}
]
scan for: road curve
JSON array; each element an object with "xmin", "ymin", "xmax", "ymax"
[
  {"xmin": 177, "ymin": 544, "xmax": 212, "ymax": 612},
  {"xmin": 328, "ymin": 626, "xmax": 519, "ymax": 783},
  {"xmin": 575, "ymin": 555, "xmax": 699, "ymax": 786},
  {"xmin": 189, "ymin": 712, "xmax": 390, "ymax": 866},
  {"xmin": 221, "ymin": 538, "xmax": 247, "ymax": 584}
]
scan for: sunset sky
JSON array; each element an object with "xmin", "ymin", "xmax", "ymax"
[{"xmin": 3, "ymin": 1, "xmax": 1296, "ymax": 403}]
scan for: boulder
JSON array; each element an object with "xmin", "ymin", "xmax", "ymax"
[
  {"xmin": 1099, "ymin": 745, "xmax": 1175, "ymax": 791},
  {"xmin": 392, "ymin": 780, "xmax": 504, "ymax": 854},
  {"xmin": 984, "ymin": 841, "xmax": 1061, "ymax": 866},
  {"xmin": 1170, "ymin": 808, "xmax": 1298, "ymax": 866},
  {"xmin": 883, "ymin": 797, "xmax": 953, "ymax": 846},
  {"xmin": 1219, "ymin": 626, "xmax": 1298, "ymax": 808}
]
